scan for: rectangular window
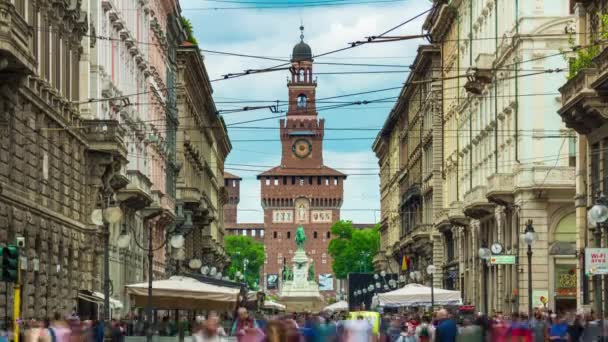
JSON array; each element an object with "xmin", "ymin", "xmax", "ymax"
[
  {"xmin": 274, "ymin": 177, "xmax": 279, "ymax": 186},
  {"xmin": 317, "ymin": 177, "xmax": 321, "ymax": 185},
  {"xmin": 569, "ymin": 136, "xmax": 577, "ymax": 167},
  {"xmin": 325, "ymin": 177, "xmax": 329, "ymax": 185},
  {"xmin": 273, "ymin": 231, "xmax": 277, "ymax": 239},
  {"xmin": 265, "ymin": 177, "xmax": 270, "ymax": 186},
  {"xmin": 292, "ymin": 176, "xmax": 296, "ymax": 185},
  {"xmin": 326, "ymin": 231, "xmax": 330, "ymax": 239},
  {"xmin": 313, "ymin": 231, "xmax": 317, "ymax": 239},
  {"xmin": 283, "ymin": 176, "xmax": 287, "ymax": 185},
  {"xmin": 287, "ymin": 231, "xmax": 291, "ymax": 239},
  {"xmin": 334, "ymin": 177, "xmax": 338, "ymax": 185},
  {"xmin": 278, "ymin": 254, "xmax": 283, "ymax": 264},
  {"xmin": 299, "ymin": 177, "xmax": 304, "ymax": 185},
  {"xmin": 309, "ymin": 176, "xmax": 313, "ymax": 185},
  {"xmin": 232, "ymin": 180, "xmax": 236, "ymax": 187},
  {"xmin": 241, "ymin": 230, "xmax": 247, "ymax": 236},
  {"xmin": 252, "ymin": 230, "xmax": 257, "ymax": 237}
]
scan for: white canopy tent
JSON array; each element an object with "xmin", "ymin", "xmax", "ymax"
[
  {"xmin": 322, "ymin": 300, "xmax": 348, "ymax": 313},
  {"xmin": 377, "ymin": 283, "xmax": 462, "ymax": 307},
  {"xmin": 263, "ymin": 300, "xmax": 286, "ymax": 311},
  {"xmin": 126, "ymin": 276, "xmax": 240, "ymax": 310}
]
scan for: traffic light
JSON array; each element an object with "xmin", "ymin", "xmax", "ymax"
[{"xmin": 0, "ymin": 245, "xmax": 19, "ymax": 283}]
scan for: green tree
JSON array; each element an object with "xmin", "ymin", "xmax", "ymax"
[
  {"xmin": 327, "ymin": 220, "xmax": 380, "ymax": 279},
  {"xmin": 225, "ymin": 235, "xmax": 265, "ymax": 288}
]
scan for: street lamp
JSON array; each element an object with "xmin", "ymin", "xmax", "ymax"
[
  {"xmin": 96, "ymin": 204, "xmax": 123, "ymax": 323},
  {"xmin": 116, "ymin": 215, "xmax": 188, "ymax": 342},
  {"xmin": 410, "ymin": 270, "xmax": 422, "ymax": 283},
  {"xmin": 427, "ymin": 265, "xmax": 436, "ymax": 308},
  {"xmin": 589, "ymin": 193, "xmax": 608, "ymax": 331},
  {"xmin": 478, "ymin": 245, "xmax": 491, "ymax": 315},
  {"xmin": 519, "ymin": 220, "xmax": 535, "ymax": 317}
]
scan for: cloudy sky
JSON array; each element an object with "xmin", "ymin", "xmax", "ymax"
[{"xmin": 180, "ymin": 0, "xmax": 431, "ymax": 223}]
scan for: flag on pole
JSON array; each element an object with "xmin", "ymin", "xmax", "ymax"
[{"xmin": 401, "ymin": 255, "xmax": 410, "ymax": 271}]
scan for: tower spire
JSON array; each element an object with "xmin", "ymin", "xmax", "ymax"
[{"xmin": 300, "ymin": 24, "xmax": 304, "ymax": 42}]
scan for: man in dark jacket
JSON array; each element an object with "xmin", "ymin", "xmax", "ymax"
[{"xmin": 434, "ymin": 309, "xmax": 458, "ymax": 342}]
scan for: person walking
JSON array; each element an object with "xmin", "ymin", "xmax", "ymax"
[
  {"xmin": 435, "ymin": 310, "xmax": 458, "ymax": 342},
  {"xmin": 415, "ymin": 316, "xmax": 433, "ymax": 342},
  {"xmin": 548, "ymin": 315, "xmax": 569, "ymax": 342}
]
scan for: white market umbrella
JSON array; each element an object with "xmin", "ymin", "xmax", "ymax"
[
  {"xmin": 377, "ymin": 283, "xmax": 462, "ymax": 307},
  {"xmin": 126, "ymin": 276, "xmax": 240, "ymax": 310},
  {"xmin": 323, "ymin": 300, "xmax": 348, "ymax": 313}
]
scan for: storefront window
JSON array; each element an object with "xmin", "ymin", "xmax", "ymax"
[{"xmin": 554, "ymin": 264, "xmax": 577, "ymax": 312}]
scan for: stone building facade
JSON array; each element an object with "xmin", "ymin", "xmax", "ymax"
[
  {"xmin": 422, "ymin": 0, "xmax": 576, "ymax": 313},
  {"xmin": 375, "ymin": 0, "xmax": 577, "ymax": 314},
  {"xmin": 257, "ymin": 29, "xmax": 346, "ymax": 297},
  {"xmin": 176, "ymin": 41, "xmax": 231, "ymax": 273},
  {"xmin": 558, "ymin": 0, "xmax": 608, "ymax": 313}
]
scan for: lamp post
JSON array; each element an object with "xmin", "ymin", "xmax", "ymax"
[
  {"xmin": 588, "ymin": 193, "xmax": 608, "ymax": 338},
  {"xmin": 478, "ymin": 245, "xmax": 491, "ymax": 315},
  {"xmin": 101, "ymin": 204, "xmax": 123, "ymax": 322},
  {"xmin": 427, "ymin": 265, "xmax": 436, "ymax": 309},
  {"xmin": 521, "ymin": 220, "xmax": 535, "ymax": 317},
  {"xmin": 117, "ymin": 214, "xmax": 188, "ymax": 342}
]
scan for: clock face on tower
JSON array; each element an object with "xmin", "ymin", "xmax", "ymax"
[{"xmin": 292, "ymin": 139, "xmax": 312, "ymax": 158}]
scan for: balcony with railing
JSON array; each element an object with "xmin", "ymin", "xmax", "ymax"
[
  {"xmin": 0, "ymin": 0, "xmax": 36, "ymax": 76},
  {"xmin": 486, "ymin": 173, "xmax": 514, "ymax": 205},
  {"xmin": 447, "ymin": 201, "xmax": 469, "ymax": 227},
  {"xmin": 463, "ymin": 185, "xmax": 494, "ymax": 219},
  {"xmin": 81, "ymin": 119, "xmax": 128, "ymax": 160},
  {"xmin": 558, "ymin": 46, "xmax": 608, "ymax": 135},
  {"xmin": 117, "ymin": 170, "xmax": 153, "ymax": 210}
]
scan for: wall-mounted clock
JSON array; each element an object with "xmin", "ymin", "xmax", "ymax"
[
  {"xmin": 292, "ymin": 139, "xmax": 312, "ymax": 158},
  {"xmin": 491, "ymin": 243, "xmax": 503, "ymax": 255}
]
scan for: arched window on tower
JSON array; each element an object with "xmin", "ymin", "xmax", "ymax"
[{"xmin": 297, "ymin": 94, "xmax": 307, "ymax": 108}]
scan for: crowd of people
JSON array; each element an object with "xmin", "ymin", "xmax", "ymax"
[{"xmin": 4, "ymin": 308, "xmax": 606, "ymax": 342}]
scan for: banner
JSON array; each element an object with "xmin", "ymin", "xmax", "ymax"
[{"xmin": 585, "ymin": 248, "xmax": 608, "ymax": 275}]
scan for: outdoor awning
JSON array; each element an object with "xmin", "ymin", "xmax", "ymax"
[
  {"xmin": 125, "ymin": 276, "xmax": 240, "ymax": 310},
  {"xmin": 322, "ymin": 300, "xmax": 348, "ymax": 313},
  {"xmin": 92, "ymin": 292, "xmax": 124, "ymax": 310},
  {"xmin": 377, "ymin": 283, "xmax": 462, "ymax": 307},
  {"xmin": 263, "ymin": 300, "xmax": 286, "ymax": 311}
]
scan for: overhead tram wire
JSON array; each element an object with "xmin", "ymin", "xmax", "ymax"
[
  {"xmin": 192, "ymin": 0, "xmax": 408, "ymax": 10},
  {"xmin": 210, "ymin": 8, "xmax": 431, "ymax": 82}
]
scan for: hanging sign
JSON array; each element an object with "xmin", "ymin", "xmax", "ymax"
[
  {"xmin": 489, "ymin": 255, "xmax": 516, "ymax": 265},
  {"xmin": 585, "ymin": 248, "xmax": 608, "ymax": 275}
]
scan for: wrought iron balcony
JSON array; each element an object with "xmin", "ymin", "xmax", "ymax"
[
  {"xmin": 0, "ymin": 0, "xmax": 36, "ymax": 76},
  {"xmin": 117, "ymin": 170, "xmax": 153, "ymax": 211},
  {"xmin": 81, "ymin": 119, "xmax": 128, "ymax": 161},
  {"xmin": 486, "ymin": 173, "xmax": 514, "ymax": 205},
  {"xmin": 463, "ymin": 185, "xmax": 495, "ymax": 219}
]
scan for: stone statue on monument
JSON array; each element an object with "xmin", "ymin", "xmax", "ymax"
[{"xmin": 308, "ymin": 260, "xmax": 315, "ymax": 281}]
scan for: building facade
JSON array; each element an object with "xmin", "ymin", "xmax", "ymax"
[
  {"xmin": 374, "ymin": 0, "xmax": 577, "ymax": 314},
  {"xmin": 257, "ymin": 28, "xmax": 346, "ymax": 297},
  {"xmin": 557, "ymin": 0, "xmax": 608, "ymax": 313},
  {"xmin": 176, "ymin": 41, "xmax": 231, "ymax": 273}
]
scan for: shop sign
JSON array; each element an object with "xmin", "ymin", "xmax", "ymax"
[
  {"xmin": 489, "ymin": 255, "xmax": 516, "ymax": 265},
  {"xmin": 585, "ymin": 248, "xmax": 608, "ymax": 275}
]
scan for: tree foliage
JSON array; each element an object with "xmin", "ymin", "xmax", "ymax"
[
  {"xmin": 327, "ymin": 220, "xmax": 380, "ymax": 279},
  {"xmin": 565, "ymin": 14, "xmax": 608, "ymax": 79},
  {"xmin": 224, "ymin": 235, "xmax": 265, "ymax": 289},
  {"xmin": 181, "ymin": 17, "xmax": 198, "ymax": 46}
]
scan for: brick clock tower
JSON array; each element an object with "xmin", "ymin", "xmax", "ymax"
[{"xmin": 258, "ymin": 27, "xmax": 346, "ymax": 296}]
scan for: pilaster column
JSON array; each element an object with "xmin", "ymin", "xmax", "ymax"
[{"xmin": 495, "ymin": 206, "xmax": 506, "ymax": 311}]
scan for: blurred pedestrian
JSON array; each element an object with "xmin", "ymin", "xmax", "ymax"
[{"xmin": 435, "ymin": 309, "xmax": 458, "ymax": 342}]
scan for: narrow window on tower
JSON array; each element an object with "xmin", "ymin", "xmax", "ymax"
[
  {"xmin": 283, "ymin": 176, "xmax": 287, "ymax": 185},
  {"xmin": 309, "ymin": 176, "xmax": 313, "ymax": 185},
  {"xmin": 300, "ymin": 177, "xmax": 304, "ymax": 186},
  {"xmin": 314, "ymin": 231, "xmax": 318, "ymax": 239},
  {"xmin": 317, "ymin": 176, "xmax": 321, "ymax": 185},
  {"xmin": 292, "ymin": 176, "xmax": 296, "ymax": 185},
  {"xmin": 297, "ymin": 94, "xmax": 307, "ymax": 108},
  {"xmin": 287, "ymin": 231, "xmax": 291, "ymax": 239},
  {"xmin": 274, "ymin": 177, "xmax": 279, "ymax": 186},
  {"xmin": 265, "ymin": 177, "xmax": 270, "ymax": 186},
  {"xmin": 325, "ymin": 177, "xmax": 329, "ymax": 185},
  {"xmin": 334, "ymin": 177, "xmax": 338, "ymax": 185},
  {"xmin": 326, "ymin": 231, "xmax": 330, "ymax": 239},
  {"xmin": 273, "ymin": 231, "xmax": 277, "ymax": 239}
]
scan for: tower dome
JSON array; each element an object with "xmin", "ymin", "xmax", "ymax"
[{"xmin": 292, "ymin": 25, "xmax": 312, "ymax": 62}]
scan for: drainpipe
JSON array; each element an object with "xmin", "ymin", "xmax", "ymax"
[
  {"xmin": 514, "ymin": 0, "xmax": 520, "ymax": 162},
  {"xmin": 456, "ymin": 13, "xmax": 460, "ymax": 200},
  {"xmin": 469, "ymin": 0, "xmax": 473, "ymax": 190},
  {"xmin": 495, "ymin": 0, "xmax": 499, "ymax": 173}
]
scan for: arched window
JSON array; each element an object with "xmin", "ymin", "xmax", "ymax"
[
  {"xmin": 553, "ymin": 213, "xmax": 576, "ymax": 243},
  {"xmin": 297, "ymin": 94, "xmax": 307, "ymax": 108}
]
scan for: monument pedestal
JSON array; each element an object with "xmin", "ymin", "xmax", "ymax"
[{"xmin": 279, "ymin": 249, "xmax": 324, "ymax": 312}]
